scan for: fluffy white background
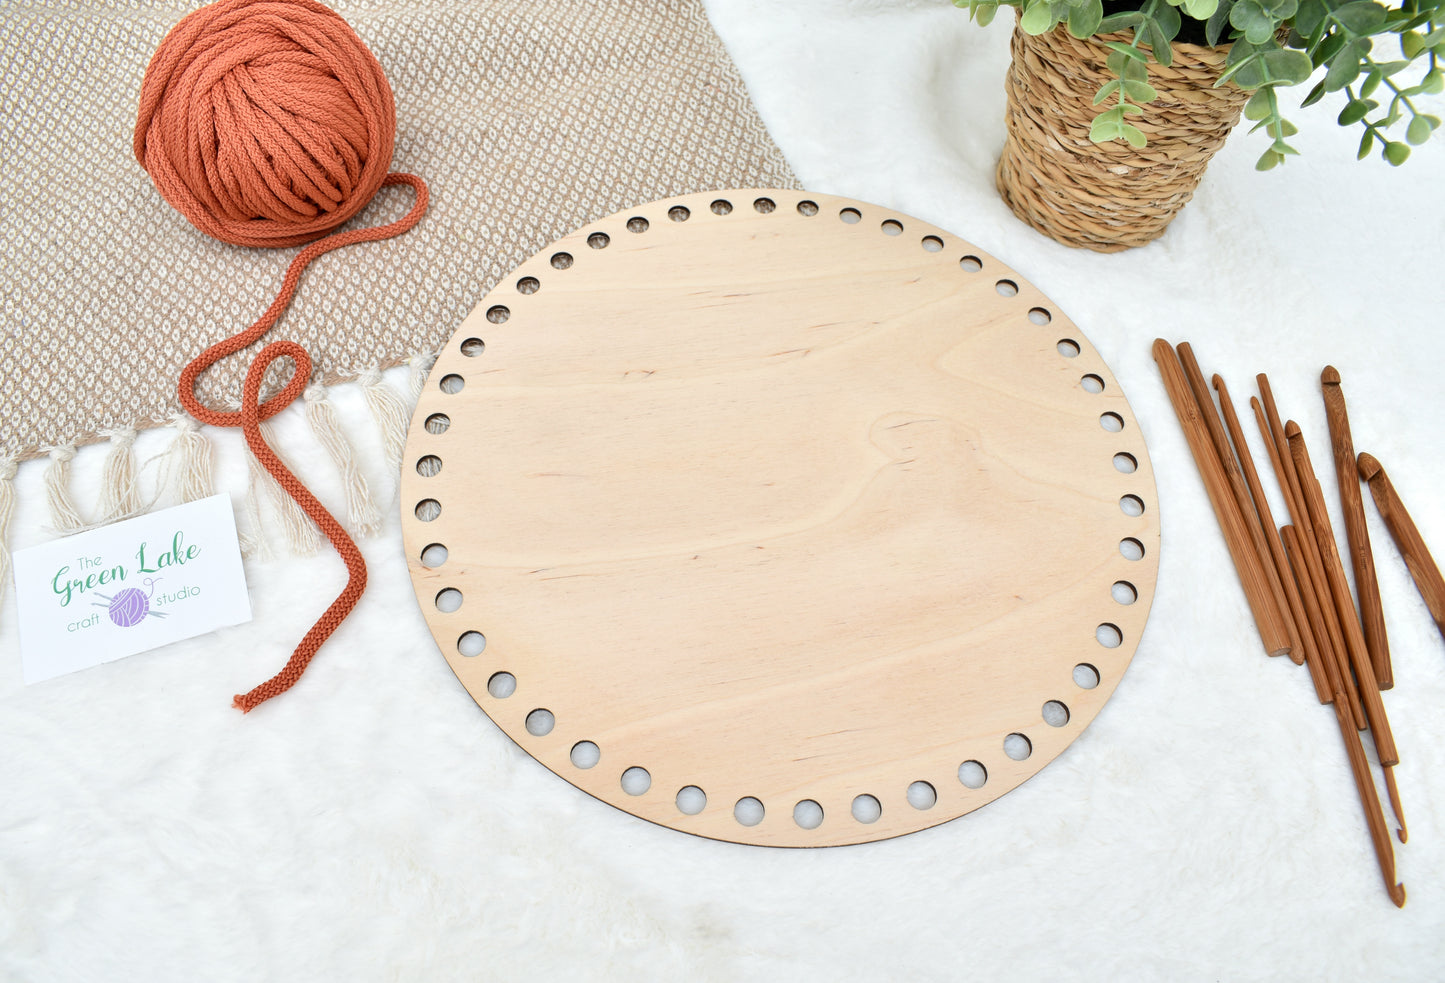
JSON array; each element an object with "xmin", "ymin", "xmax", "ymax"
[{"xmin": 3, "ymin": 1, "xmax": 1444, "ymax": 978}]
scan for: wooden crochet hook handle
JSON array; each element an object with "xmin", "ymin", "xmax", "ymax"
[
  {"xmin": 1322, "ymin": 367, "xmax": 1392, "ymax": 689},
  {"xmin": 1359, "ymin": 451, "xmax": 1445, "ymax": 645}
]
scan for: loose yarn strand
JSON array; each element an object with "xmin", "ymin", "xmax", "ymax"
[{"xmin": 136, "ymin": 0, "xmax": 428, "ymax": 711}]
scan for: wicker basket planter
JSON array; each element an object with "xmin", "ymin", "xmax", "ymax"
[{"xmin": 997, "ymin": 19, "xmax": 1251, "ymax": 252}]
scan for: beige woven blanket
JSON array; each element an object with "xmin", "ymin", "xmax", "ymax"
[{"xmin": 0, "ymin": 0, "xmax": 796, "ymax": 464}]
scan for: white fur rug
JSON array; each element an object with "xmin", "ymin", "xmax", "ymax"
[{"xmin": 3, "ymin": 1, "xmax": 1443, "ymax": 979}]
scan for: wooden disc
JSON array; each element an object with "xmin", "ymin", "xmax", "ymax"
[{"xmin": 401, "ymin": 190, "xmax": 1159, "ymax": 847}]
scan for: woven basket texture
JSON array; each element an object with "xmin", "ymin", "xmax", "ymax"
[{"xmin": 997, "ymin": 19, "xmax": 1249, "ymax": 252}]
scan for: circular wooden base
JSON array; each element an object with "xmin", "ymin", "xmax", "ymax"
[{"xmin": 400, "ymin": 190, "xmax": 1159, "ymax": 846}]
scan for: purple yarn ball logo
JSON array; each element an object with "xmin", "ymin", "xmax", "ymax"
[{"xmin": 93, "ymin": 578, "xmax": 167, "ymax": 628}]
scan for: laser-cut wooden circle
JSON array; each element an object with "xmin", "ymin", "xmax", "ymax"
[{"xmin": 401, "ymin": 190, "xmax": 1160, "ymax": 847}]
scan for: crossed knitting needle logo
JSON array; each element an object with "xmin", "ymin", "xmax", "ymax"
[{"xmin": 92, "ymin": 576, "xmax": 167, "ymax": 628}]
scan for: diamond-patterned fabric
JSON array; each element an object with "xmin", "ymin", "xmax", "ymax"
[{"xmin": 0, "ymin": 0, "xmax": 796, "ymax": 461}]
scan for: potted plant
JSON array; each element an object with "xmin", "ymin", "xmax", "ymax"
[{"xmin": 955, "ymin": 0, "xmax": 1444, "ymax": 250}]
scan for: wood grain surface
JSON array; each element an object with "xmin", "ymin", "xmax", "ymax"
[{"xmin": 400, "ymin": 190, "xmax": 1160, "ymax": 846}]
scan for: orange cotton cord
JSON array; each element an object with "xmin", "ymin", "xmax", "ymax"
[
  {"xmin": 179, "ymin": 176, "xmax": 427, "ymax": 713},
  {"xmin": 136, "ymin": 0, "xmax": 430, "ymax": 711}
]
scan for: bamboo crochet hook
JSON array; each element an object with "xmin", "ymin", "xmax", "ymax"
[
  {"xmin": 1321, "ymin": 367, "xmax": 1392, "ymax": 688},
  {"xmin": 1359, "ymin": 451, "xmax": 1445, "ymax": 645}
]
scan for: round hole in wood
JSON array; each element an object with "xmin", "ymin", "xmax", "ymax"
[
  {"xmin": 457, "ymin": 630, "xmax": 486, "ymax": 657},
  {"xmin": 754, "ymin": 196, "xmax": 776, "ymax": 213},
  {"xmin": 570, "ymin": 741, "xmax": 600, "ymax": 768},
  {"xmin": 1120, "ymin": 537, "xmax": 1146, "ymax": 560},
  {"xmin": 958, "ymin": 760, "xmax": 987, "ymax": 789},
  {"xmin": 1096, "ymin": 623, "xmax": 1123, "ymax": 648},
  {"xmin": 1057, "ymin": 339, "xmax": 1080, "ymax": 357},
  {"xmin": 1120, "ymin": 494, "xmax": 1145, "ymax": 517},
  {"xmin": 1114, "ymin": 452, "xmax": 1138, "ymax": 474},
  {"xmin": 921, "ymin": 235, "xmax": 943, "ymax": 252},
  {"xmin": 415, "ymin": 454, "xmax": 442, "ymax": 477},
  {"xmin": 1100, "ymin": 412, "xmax": 1124, "ymax": 432},
  {"xmin": 525, "ymin": 708, "xmax": 554, "ymax": 736},
  {"xmin": 676, "ymin": 785, "xmax": 707, "ymax": 814},
  {"xmin": 419, "ymin": 543, "xmax": 447, "ymax": 567},
  {"xmin": 415, "ymin": 499, "xmax": 441, "ymax": 522},
  {"xmin": 487, "ymin": 671, "xmax": 516, "ymax": 699},
  {"xmin": 959, "ymin": 255, "xmax": 982, "ymax": 272},
  {"xmin": 1081, "ymin": 374, "xmax": 1105, "ymax": 393},
  {"xmin": 906, "ymin": 781, "xmax": 936, "ymax": 810},
  {"xmin": 1042, "ymin": 700, "xmax": 1070, "ymax": 727},
  {"xmin": 516, "ymin": 276, "xmax": 540, "ymax": 295},
  {"xmin": 424, "ymin": 413, "xmax": 450, "ymax": 435},
  {"xmin": 400, "ymin": 190, "xmax": 1160, "ymax": 847},
  {"xmin": 1004, "ymin": 733, "xmax": 1032, "ymax": 761},
  {"xmin": 734, "ymin": 797, "xmax": 765, "ymax": 827},
  {"xmin": 621, "ymin": 767, "xmax": 651, "ymax": 796},
  {"xmin": 881, "ymin": 219, "xmax": 903, "ymax": 236},
  {"xmin": 460, "ymin": 337, "xmax": 486, "ymax": 357},
  {"xmin": 550, "ymin": 252, "xmax": 574, "ymax": 269},
  {"xmin": 851, "ymin": 794, "xmax": 882, "ymax": 823},
  {"xmin": 1073, "ymin": 664, "xmax": 1100, "ymax": 689},
  {"xmin": 839, "ymin": 207, "xmax": 861, "ymax": 224},
  {"xmin": 710, "ymin": 199, "xmax": 733, "ymax": 215},
  {"xmin": 434, "ymin": 588, "xmax": 463, "ymax": 613},
  {"xmin": 669, "ymin": 205, "xmax": 691, "ymax": 222},
  {"xmin": 1028, "ymin": 307, "xmax": 1051, "ymax": 325},
  {"xmin": 797, "ymin": 199, "xmax": 819, "ymax": 216},
  {"xmin": 439, "ymin": 374, "xmax": 465, "ymax": 394},
  {"xmin": 995, "ymin": 279, "xmax": 1018, "ymax": 297},
  {"xmin": 1112, "ymin": 581, "xmax": 1138, "ymax": 605},
  {"xmin": 626, "ymin": 217, "xmax": 649, "ymax": 234},
  {"xmin": 487, "ymin": 305, "xmax": 510, "ymax": 323},
  {"xmin": 793, "ymin": 799, "xmax": 824, "ymax": 829},
  {"xmin": 587, "ymin": 232, "xmax": 610, "ymax": 249}
]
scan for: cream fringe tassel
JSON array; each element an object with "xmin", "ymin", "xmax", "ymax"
[
  {"xmin": 42, "ymin": 445, "xmax": 86, "ymax": 533},
  {"xmin": 3, "ymin": 361, "xmax": 426, "ymax": 596},
  {"xmin": 0, "ymin": 458, "xmax": 16, "ymax": 594},
  {"xmin": 304, "ymin": 382, "xmax": 382, "ymax": 539}
]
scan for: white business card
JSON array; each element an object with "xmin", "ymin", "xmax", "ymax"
[{"xmin": 12, "ymin": 494, "xmax": 253, "ymax": 684}]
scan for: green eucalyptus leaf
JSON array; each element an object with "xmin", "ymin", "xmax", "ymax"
[
  {"xmin": 1323, "ymin": 49, "xmax": 1364, "ymax": 92},
  {"xmin": 1422, "ymin": 69, "xmax": 1445, "ymax": 94},
  {"xmin": 1153, "ymin": 2, "xmax": 1182, "ymax": 39},
  {"xmin": 1330, "ymin": 1, "xmax": 1388, "ymax": 34},
  {"xmin": 1094, "ymin": 79, "xmax": 1123, "ymax": 104},
  {"xmin": 1123, "ymin": 56, "xmax": 1151, "ymax": 80},
  {"xmin": 1361, "ymin": 70, "xmax": 1383, "ymax": 97},
  {"xmin": 1149, "ymin": 22, "xmax": 1175, "ymax": 65},
  {"xmin": 1228, "ymin": 58, "xmax": 1270, "ymax": 87},
  {"xmin": 1096, "ymin": 105, "xmax": 1126, "ymax": 123},
  {"xmin": 1183, "ymin": 0, "xmax": 1220, "ymax": 21},
  {"xmin": 1373, "ymin": 60, "xmax": 1411, "ymax": 78},
  {"xmin": 1206, "ymin": 0, "xmax": 1235, "ymax": 45},
  {"xmin": 976, "ymin": 5, "xmax": 998, "ymax": 25},
  {"xmin": 1316, "ymin": 32, "xmax": 1346, "ymax": 65},
  {"xmin": 1106, "ymin": 41, "xmax": 1149, "ymax": 61},
  {"xmin": 1090, "ymin": 117, "xmax": 1123, "ymax": 142},
  {"xmin": 1121, "ymin": 102, "xmax": 1146, "ymax": 114},
  {"xmin": 1256, "ymin": 148, "xmax": 1283, "ymax": 169},
  {"xmin": 1357, "ymin": 129, "xmax": 1375, "ymax": 158},
  {"xmin": 1068, "ymin": 0, "xmax": 1104, "ymax": 38},
  {"xmin": 1020, "ymin": 1, "xmax": 1056, "ymax": 35},
  {"xmin": 1300, "ymin": 80, "xmax": 1327, "ymax": 106},
  {"xmin": 1406, "ymin": 114, "xmax": 1435, "ymax": 144},
  {"xmin": 1098, "ymin": 11, "xmax": 1145, "ymax": 32},
  {"xmin": 1262, "ymin": 47, "xmax": 1313, "ymax": 83},
  {"xmin": 1385, "ymin": 95, "xmax": 1404, "ymax": 124},
  {"xmin": 1261, "ymin": 0, "xmax": 1298, "ymax": 20},
  {"xmin": 1106, "ymin": 50, "xmax": 1129, "ymax": 74},
  {"xmin": 1293, "ymin": 0, "xmax": 1326, "ymax": 36},
  {"xmin": 1422, "ymin": 26, "xmax": 1445, "ymax": 46},
  {"xmin": 1337, "ymin": 98, "xmax": 1376, "ymax": 124},
  {"xmin": 1402, "ymin": 30, "xmax": 1427, "ymax": 58},
  {"xmin": 1120, "ymin": 123, "xmax": 1148, "ymax": 147},
  {"xmin": 1124, "ymin": 79, "xmax": 1160, "ymax": 101},
  {"xmin": 1384, "ymin": 140, "xmax": 1411, "ymax": 165},
  {"xmin": 1245, "ymin": 88, "xmax": 1274, "ymax": 119}
]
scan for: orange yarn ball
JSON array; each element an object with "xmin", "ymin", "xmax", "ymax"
[{"xmin": 133, "ymin": 0, "xmax": 397, "ymax": 249}]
